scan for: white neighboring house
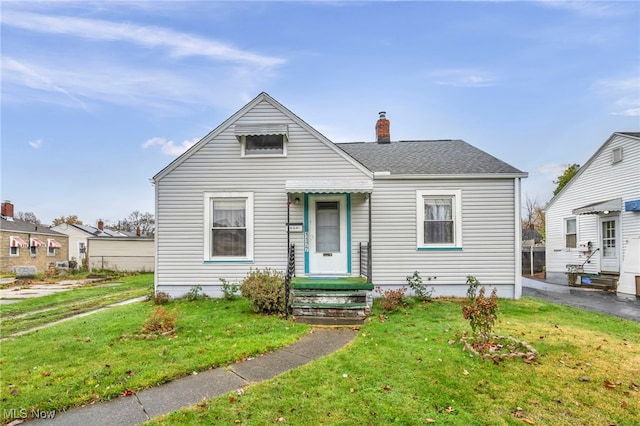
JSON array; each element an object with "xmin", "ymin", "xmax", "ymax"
[
  {"xmin": 545, "ymin": 132, "xmax": 640, "ymax": 296},
  {"xmin": 152, "ymin": 93, "xmax": 527, "ymax": 300},
  {"xmin": 52, "ymin": 221, "xmax": 154, "ymax": 272}
]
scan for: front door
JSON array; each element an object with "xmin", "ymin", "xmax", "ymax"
[
  {"xmin": 600, "ymin": 216, "xmax": 620, "ymax": 272},
  {"xmin": 307, "ymin": 194, "xmax": 349, "ymax": 275}
]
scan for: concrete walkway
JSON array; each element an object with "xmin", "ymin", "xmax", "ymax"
[
  {"xmin": 522, "ymin": 277, "xmax": 640, "ymax": 322},
  {"xmin": 24, "ymin": 327, "xmax": 357, "ymax": 426}
]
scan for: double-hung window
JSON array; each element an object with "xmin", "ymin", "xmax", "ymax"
[
  {"xmin": 417, "ymin": 190, "xmax": 462, "ymax": 249},
  {"xmin": 565, "ymin": 218, "xmax": 577, "ymax": 248},
  {"xmin": 204, "ymin": 192, "xmax": 254, "ymax": 261}
]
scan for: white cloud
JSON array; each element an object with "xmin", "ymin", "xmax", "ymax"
[
  {"xmin": 28, "ymin": 139, "xmax": 43, "ymax": 149},
  {"xmin": 3, "ymin": 58, "xmax": 88, "ymax": 109},
  {"xmin": 538, "ymin": 1, "xmax": 626, "ymax": 18},
  {"xmin": 142, "ymin": 137, "xmax": 198, "ymax": 156},
  {"xmin": 612, "ymin": 107, "xmax": 640, "ymax": 117},
  {"xmin": 430, "ymin": 69, "xmax": 498, "ymax": 87},
  {"xmin": 1, "ymin": 56, "xmax": 269, "ymax": 111},
  {"xmin": 593, "ymin": 75, "xmax": 640, "ymax": 117},
  {"xmin": 0, "ymin": 10, "xmax": 285, "ymax": 68},
  {"xmin": 534, "ymin": 163, "xmax": 568, "ymax": 175}
]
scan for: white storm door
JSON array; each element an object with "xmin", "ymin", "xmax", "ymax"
[
  {"xmin": 600, "ymin": 216, "xmax": 620, "ymax": 272},
  {"xmin": 308, "ymin": 195, "xmax": 348, "ymax": 275}
]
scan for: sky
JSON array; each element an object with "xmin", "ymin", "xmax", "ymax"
[{"xmin": 1, "ymin": 0, "xmax": 639, "ymax": 227}]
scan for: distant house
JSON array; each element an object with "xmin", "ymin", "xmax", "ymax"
[
  {"xmin": 152, "ymin": 92, "xmax": 527, "ymax": 306},
  {"xmin": 0, "ymin": 201, "xmax": 69, "ymax": 274},
  {"xmin": 52, "ymin": 221, "xmax": 154, "ymax": 272},
  {"xmin": 545, "ymin": 132, "xmax": 640, "ymax": 295}
]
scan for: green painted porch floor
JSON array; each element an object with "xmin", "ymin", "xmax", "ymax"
[{"xmin": 291, "ymin": 276, "xmax": 373, "ymax": 290}]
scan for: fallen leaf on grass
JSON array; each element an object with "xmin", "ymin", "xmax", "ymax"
[
  {"xmin": 621, "ymin": 401, "xmax": 628, "ymax": 408},
  {"xmin": 463, "ymin": 369, "xmax": 469, "ymax": 376},
  {"xmin": 604, "ymin": 380, "xmax": 617, "ymax": 388},
  {"xmin": 122, "ymin": 390, "xmax": 133, "ymax": 396},
  {"xmin": 425, "ymin": 419, "xmax": 436, "ymax": 423},
  {"xmin": 522, "ymin": 419, "xmax": 535, "ymax": 424},
  {"xmin": 445, "ymin": 406, "xmax": 454, "ymax": 413},
  {"xmin": 383, "ymin": 385, "xmax": 392, "ymax": 391}
]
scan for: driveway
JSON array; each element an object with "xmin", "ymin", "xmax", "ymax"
[{"xmin": 522, "ymin": 277, "xmax": 640, "ymax": 322}]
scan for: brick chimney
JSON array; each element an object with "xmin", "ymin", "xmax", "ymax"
[
  {"xmin": 97, "ymin": 220, "xmax": 104, "ymax": 231},
  {"xmin": 375, "ymin": 111, "xmax": 390, "ymax": 143},
  {"xmin": 1, "ymin": 201, "xmax": 14, "ymax": 218},
  {"xmin": 136, "ymin": 226, "xmax": 141, "ymax": 237}
]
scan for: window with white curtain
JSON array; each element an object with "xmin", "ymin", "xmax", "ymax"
[
  {"xmin": 204, "ymin": 192, "xmax": 254, "ymax": 261},
  {"xmin": 416, "ymin": 190, "xmax": 462, "ymax": 249}
]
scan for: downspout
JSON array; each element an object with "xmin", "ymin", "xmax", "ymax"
[
  {"xmin": 368, "ymin": 192, "xmax": 372, "ymax": 282},
  {"xmin": 514, "ymin": 178, "xmax": 523, "ymax": 299}
]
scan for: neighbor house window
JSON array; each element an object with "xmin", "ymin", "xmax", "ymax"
[
  {"xmin": 565, "ymin": 218, "xmax": 577, "ymax": 248},
  {"xmin": 10, "ymin": 236, "xmax": 27, "ymax": 256},
  {"xmin": 30, "ymin": 246, "xmax": 37, "ymax": 256},
  {"xmin": 47, "ymin": 239, "xmax": 62, "ymax": 256},
  {"xmin": 416, "ymin": 190, "xmax": 462, "ymax": 249},
  {"xmin": 204, "ymin": 192, "xmax": 254, "ymax": 261}
]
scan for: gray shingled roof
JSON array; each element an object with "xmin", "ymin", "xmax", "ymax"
[
  {"xmin": 337, "ymin": 140, "xmax": 524, "ymax": 175},
  {"xmin": 0, "ymin": 217, "xmax": 65, "ymax": 236}
]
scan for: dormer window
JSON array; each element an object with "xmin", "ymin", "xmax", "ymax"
[{"xmin": 235, "ymin": 124, "xmax": 288, "ymax": 157}]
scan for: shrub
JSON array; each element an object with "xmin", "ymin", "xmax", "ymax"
[
  {"xmin": 239, "ymin": 268, "xmax": 286, "ymax": 314},
  {"xmin": 375, "ymin": 286, "xmax": 408, "ymax": 313},
  {"xmin": 143, "ymin": 306, "xmax": 177, "ymax": 334},
  {"xmin": 153, "ymin": 291, "xmax": 171, "ymax": 305},
  {"xmin": 466, "ymin": 275, "xmax": 481, "ymax": 300},
  {"xmin": 405, "ymin": 271, "xmax": 435, "ymax": 301},
  {"xmin": 185, "ymin": 285, "xmax": 204, "ymax": 301},
  {"xmin": 220, "ymin": 278, "xmax": 239, "ymax": 300},
  {"xmin": 462, "ymin": 286, "xmax": 498, "ymax": 345}
]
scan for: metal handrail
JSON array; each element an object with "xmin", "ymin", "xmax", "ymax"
[
  {"xmin": 581, "ymin": 247, "xmax": 600, "ymax": 268},
  {"xmin": 284, "ymin": 243, "xmax": 295, "ymax": 318}
]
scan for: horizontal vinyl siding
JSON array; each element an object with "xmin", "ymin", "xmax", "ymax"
[
  {"xmin": 88, "ymin": 239, "xmax": 154, "ymax": 272},
  {"xmin": 546, "ymin": 135, "xmax": 640, "ymax": 282},
  {"xmin": 370, "ymin": 178, "xmax": 517, "ymax": 298},
  {"xmin": 155, "ymin": 100, "xmax": 369, "ymax": 297}
]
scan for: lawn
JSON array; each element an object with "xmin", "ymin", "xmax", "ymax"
[
  {"xmin": 148, "ymin": 297, "xmax": 640, "ymax": 426},
  {"xmin": 0, "ymin": 295, "xmax": 310, "ymax": 423},
  {"xmin": 0, "ymin": 273, "xmax": 154, "ymax": 338}
]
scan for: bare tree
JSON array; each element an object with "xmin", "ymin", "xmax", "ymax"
[
  {"xmin": 16, "ymin": 211, "xmax": 41, "ymax": 225},
  {"xmin": 111, "ymin": 210, "xmax": 155, "ymax": 237},
  {"xmin": 522, "ymin": 196, "xmax": 546, "ymax": 241}
]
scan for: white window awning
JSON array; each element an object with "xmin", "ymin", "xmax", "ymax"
[
  {"xmin": 572, "ymin": 198, "xmax": 622, "ymax": 215},
  {"xmin": 235, "ymin": 124, "xmax": 288, "ymax": 140},
  {"xmin": 10, "ymin": 236, "xmax": 28, "ymax": 248},
  {"xmin": 48, "ymin": 239, "xmax": 62, "ymax": 248},
  {"xmin": 285, "ymin": 179, "xmax": 373, "ymax": 194},
  {"xmin": 30, "ymin": 237, "xmax": 45, "ymax": 247}
]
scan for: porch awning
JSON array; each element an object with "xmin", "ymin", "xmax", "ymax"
[
  {"xmin": 10, "ymin": 236, "xmax": 28, "ymax": 248},
  {"xmin": 572, "ymin": 198, "xmax": 622, "ymax": 215},
  {"xmin": 30, "ymin": 237, "xmax": 45, "ymax": 247},
  {"xmin": 48, "ymin": 239, "xmax": 62, "ymax": 248},
  {"xmin": 285, "ymin": 179, "xmax": 373, "ymax": 194},
  {"xmin": 235, "ymin": 124, "xmax": 288, "ymax": 140}
]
